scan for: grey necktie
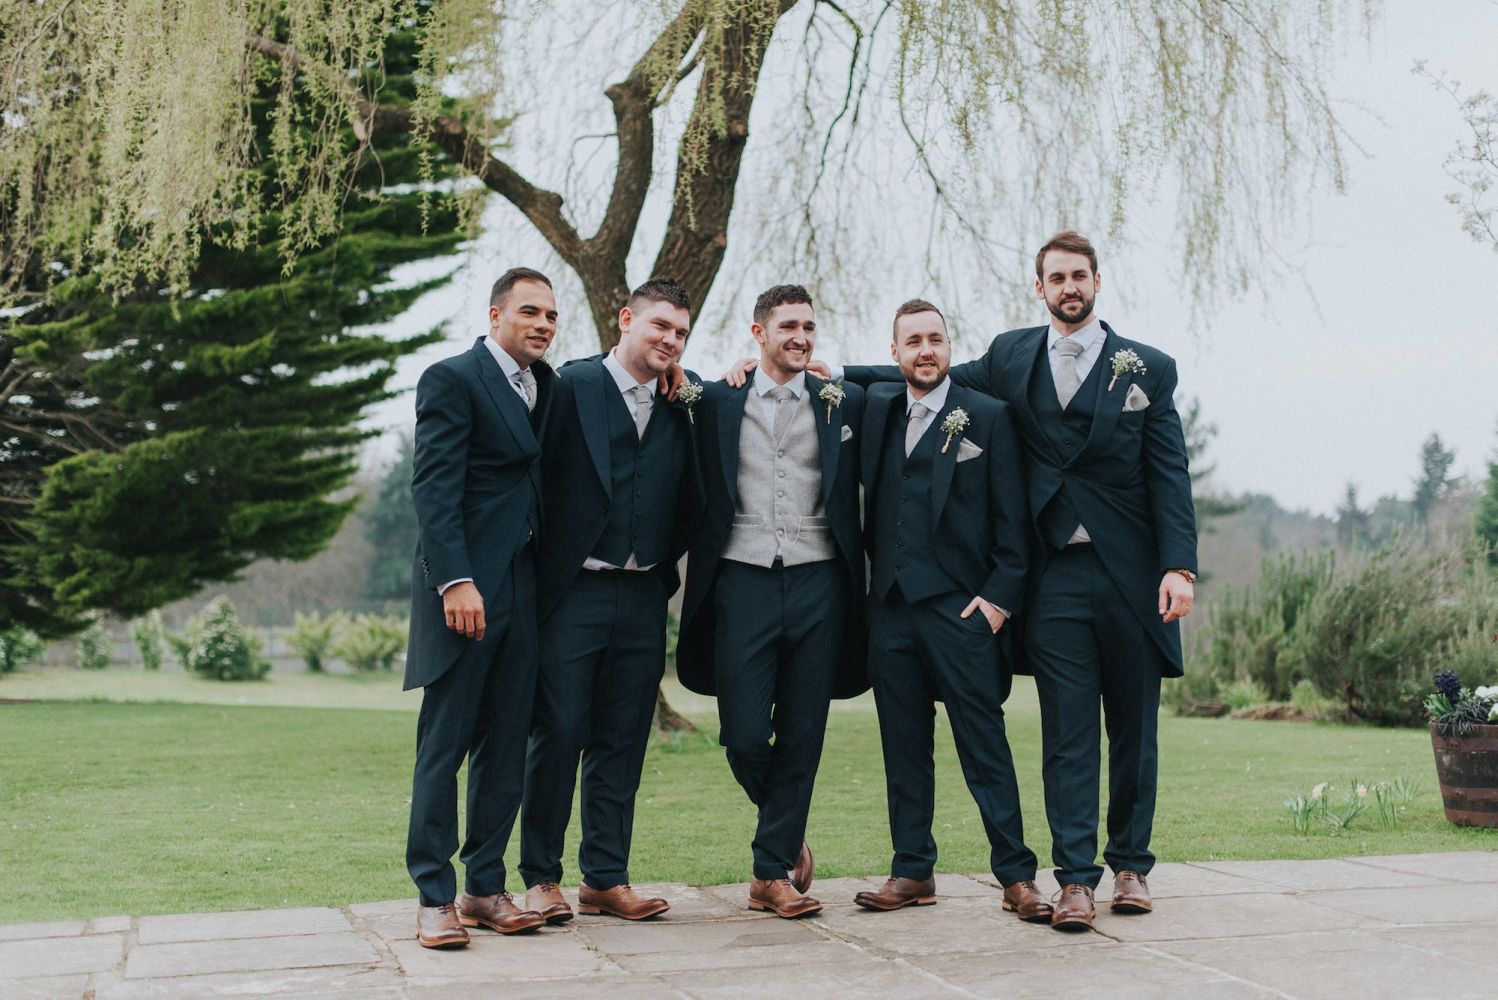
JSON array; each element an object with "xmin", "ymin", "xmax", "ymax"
[
  {"xmin": 905, "ymin": 401, "xmax": 929, "ymax": 457},
  {"xmin": 1054, "ymin": 337, "xmax": 1085, "ymax": 409},
  {"xmin": 632, "ymin": 384, "xmax": 653, "ymax": 438},
  {"xmin": 769, "ymin": 384, "xmax": 795, "ymax": 440},
  {"xmin": 515, "ymin": 368, "xmax": 537, "ymax": 412}
]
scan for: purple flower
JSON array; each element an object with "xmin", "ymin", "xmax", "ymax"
[{"xmin": 1433, "ymin": 670, "xmax": 1463, "ymax": 702}]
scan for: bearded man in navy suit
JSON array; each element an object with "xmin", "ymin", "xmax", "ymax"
[
  {"xmin": 838, "ymin": 232, "xmax": 1198, "ymax": 931},
  {"xmin": 404, "ymin": 267, "xmax": 558, "ymax": 948}
]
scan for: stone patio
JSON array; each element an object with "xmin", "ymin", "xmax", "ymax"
[{"xmin": 5, "ymin": 852, "xmax": 1498, "ymax": 998}]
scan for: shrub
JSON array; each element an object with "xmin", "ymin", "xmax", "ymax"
[
  {"xmin": 182, "ymin": 598, "xmax": 270, "ymax": 681},
  {"xmin": 331, "ymin": 614, "xmax": 407, "ymax": 672},
  {"xmin": 129, "ymin": 611, "xmax": 167, "ymax": 671},
  {"xmin": 0, "ymin": 627, "xmax": 45, "ymax": 674},
  {"xmin": 76, "ymin": 620, "xmax": 113, "ymax": 670},
  {"xmin": 287, "ymin": 611, "xmax": 345, "ymax": 673},
  {"xmin": 1289, "ymin": 678, "xmax": 1345, "ymax": 722},
  {"xmin": 1221, "ymin": 678, "xmax": 1270, "ymax": 712}
]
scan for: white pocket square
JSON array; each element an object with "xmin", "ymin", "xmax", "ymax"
[
  {"xmin": 955, "ymin": 438, "xmax": 983, "ymax": 462},
  {"xmin": 1122, "ymin": 384, "xmax": 1150, "ymax": 412},
  {"xmin": 840, "ymin": 424, "xmax": 853, "ymax": 443}
]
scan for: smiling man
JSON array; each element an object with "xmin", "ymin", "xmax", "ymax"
[
  {"xmin": 517, "ymin": 277, "xmax": 704, "ymax": 923},
  {"xmin": 405, "ymin": 267, "xmax": 558, "ymax": 948},
  {"xmin": 677, "ymin": 284, "xmax": 865, "ymax": 918},
  {"xmin": 852, "ymin": 299, "xmax": 1047, "ymax": 921}
]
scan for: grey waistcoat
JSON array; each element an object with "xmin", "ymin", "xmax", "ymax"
[{"xmin": 721, "ymin": 388, "xmax": 835, "ymax": 567}]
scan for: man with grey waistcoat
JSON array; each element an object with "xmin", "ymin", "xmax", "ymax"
[{"xmin": 676, "ymin": 284, "xmax": 866, "ymax": 919}]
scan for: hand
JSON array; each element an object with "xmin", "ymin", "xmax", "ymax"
[
  {"xmin": 961, "ymin": 596, "xmax": 1008, "ymax": 634},
  {"xmin": 1158, "ymin": 573, "xmax": 1194, "ymax": 623},
  {"xmin": 722, "ymin": 357, "xmax": 758, "ymax": 387},
  {"xmin": 442, "ymin": 581, "xmax": 486, "ymax": 641},
  {"xmin": 806, "ymin": 360, "xmax": 832, "ymax": 380},
  {"xmin": 659, "ymin": 362, "xmax": 686, "ymax": 402}
]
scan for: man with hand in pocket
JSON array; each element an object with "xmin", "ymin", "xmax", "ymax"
[{"xmin": 851, "ymin": 298, "xmax": 1050, "ymax": 924}]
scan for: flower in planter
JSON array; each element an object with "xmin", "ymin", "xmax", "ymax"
[{"xmin": 1426, "ymin": 671, "xmax": 1497, "ymax": 737}]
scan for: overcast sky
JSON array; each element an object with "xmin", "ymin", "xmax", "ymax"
[{"xmin": 367, "ymin": 0, "xmax": 1498, "ymax": 516}]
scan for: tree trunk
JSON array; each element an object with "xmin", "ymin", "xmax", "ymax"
[{"xmin": 653, "ymin": 687, "xmax": 697, "ymax": 732}]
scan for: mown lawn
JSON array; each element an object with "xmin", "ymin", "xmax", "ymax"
[{"xmin": 1, "ymin": 673, "xmax": 1494, "ymax": 922}]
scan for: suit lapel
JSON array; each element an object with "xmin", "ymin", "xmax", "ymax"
[
  {"xmin": 718, "ymin": 381, "xmax": 752, "ymax": 507},
  {"xmin": 929, "ymin": 385, "xmax": 964, "ymax": 532},
  {"xmin": 1073, "ymin": 322, "xmax": 1127, "ymax": 466},
  {"xmin": 472, "ymin": 338, "xmax": 538, "ymax": 453},
  {"xmin": 1015, "ymin": 328, "xmax": 1064, "ymax": 464},
  {"xmin": 806, "ymin": 373, "xmax": 841, "ymax": 506},
  {"xmin": 575, "ymin": 361, "xmax": 612, "ymax": 497},
  {"xmin": 861, "ymin": 386, "xmax": 896, "ymax": 495}
]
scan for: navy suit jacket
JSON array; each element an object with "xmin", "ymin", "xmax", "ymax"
[
  {"xmin": 677, "ymin": 374, "xmax": 868, "ymax": 698},
  {"xmin": 404, "ymin": 337, "xmax": 554, "ymax": 690},
  {"xmin": 849, "ymin": 321, "xmax": 1197, "ymax": 676},
  {"xmin": 861, "ymin": 383, "xmax": 1030, "ymax": 618},
  {"xmin": 534, "ymin": 357, "xmax": 704, "ymax": 623}
]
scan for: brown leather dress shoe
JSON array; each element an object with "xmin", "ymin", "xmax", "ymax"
[
  {"xmin": 1001, "ymin": 879, "xmax": 1054, "ymax": 923},
  {"xmin": 416, "ymin": 902, "xmax": 470, "ymax": 949},
  {"xmin": 457, "ymin": 892, "xmax": 545, "ymax": 935},
  {"xmin": 748, "ymin": 877, "xmax": 823, "ymax": 918},
  {"xmin": 1111, "ymin": 870, "xmax": 1153, "ymax": 913},
  {"xmin": 1050, "ymin": 883, "xmax": 1096, "ymax": 931},
  {"xmin": 790, "ymin": 840, "xmax": 815, "ymax": 894},
  {"xmin": 853, "ymin": 876, "xmax": 938, "ymax": 912},
  {"xmin": 576, "ymin": 883, "xmax": 670, "ymax": 920},
  {"xmin": 525, "ymin": 882, "xmax": 574, "ymax": 925}
]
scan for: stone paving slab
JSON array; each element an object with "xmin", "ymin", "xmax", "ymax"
[{"xmin": 5, "ymin": 851, "xmax": 1498, "ymax": 998}]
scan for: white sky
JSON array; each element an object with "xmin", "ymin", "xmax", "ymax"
[{"xmin": 367, "ymin": 0, "xmax": 1498, "ymax": 516}]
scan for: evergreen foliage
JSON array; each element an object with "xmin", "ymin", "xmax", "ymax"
[
  {"xmin": 1477, "ymin": 423, "xmax": 1498, "ymax": 569},
  {"xmin": 1411, "ymin": 432, "xmax": 1459, "ymax": 525},
  {"xmin": 0, "ymin": 20, "xmax": 461, "ymax": 632},
  {"xmin": 1334, "ymin": 483, "xmax": 1372, "ymax": 548},
  {"xmin": 287, "ymin": 610, "xmax": 345, "ymax": 673},
  {"xmin": 129, "ymin": 611, "xmax": 167, "ymax": 671},
  {"xmin": 181, "ymin": 598, "xmax": 270, "ymax": 682},
  {"xmin": 75, "ymin": 620, "xmax": 113, "ymax": 671},
  {"xmin": 0, "ymin": 626, "xmax": 45, "ymax": 674},
  {"xmin": 331, "ymin": 613, "xmax": 407, "ymax": 672},
  {"xmin": 363, "ymin": 434, "xmax": 417, "ymax": 603}
]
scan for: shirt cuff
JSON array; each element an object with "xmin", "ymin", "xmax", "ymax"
[
  {"xmin": 437, "ymin": 577, "xmax": 473, "ymax": 595},
  {"xmin": 827, "ymin": 363, "xmax": 845, "ymax": 381}
]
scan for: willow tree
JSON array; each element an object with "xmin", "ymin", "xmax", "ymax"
[{"xmin": 2, "ymin": 0, "xmax": 1379, "ymax": 348}]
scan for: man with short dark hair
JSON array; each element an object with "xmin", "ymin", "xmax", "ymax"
[
  {"xmin": 851, "ymin": 299, "xmax": 1050, "ymax": 921},
  {"xmin": 405, "ymin": 266, "xmax": 558, "ymax": 948},
  {"xmin": 518, "ymin": 277, "xmax": 703, "ymax": 923},
  {"xmin": 678, "ymin": 284, "xmax": 865, "ymax": 919},
  {"xmin": 841, "ymin": 232, "xmax": 1198, "ymax": 931}
]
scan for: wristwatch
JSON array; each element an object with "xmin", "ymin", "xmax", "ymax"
[{"xmin": 1166, "ymin": 568, "xmax": 1197, "ymax": 584}]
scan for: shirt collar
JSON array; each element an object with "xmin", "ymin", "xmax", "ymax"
[
  {"xmin": 907, "ymin": 376, "xmax": 952, "ymax": 416},
  {"xmin": 602, "ymin": 348, "xmax": 652, "ymax": 396},
  {"xmin": 483, "ymin": 335, "xmax": 524, "ymax": 380},
  {"xmin": 752, "ymin": 366, "xmax": 805, "ymax": 399},
  {"xmin": 1047, "ymin": 317, "xmax": 1105, "ymax": 353}
]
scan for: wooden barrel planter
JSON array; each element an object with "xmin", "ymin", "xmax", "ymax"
[{"xmin": 1430, "ymin": 722, "xmax": 1498, "ymax": 828}]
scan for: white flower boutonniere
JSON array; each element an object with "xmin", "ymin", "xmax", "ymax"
[
  {"xmin": 1108, "ymin": 349, "xmax": 1147, "ymax": 391},
  {"xmin": 940, "ymin": 408, "xmax": 969, "ymax": 454},
  {"xmin": 677, "ymin": 380, "xmax": 703, "ymax": 423},
  {"xmin": 818, "ymin": 379, "xmax": 846, "ymax": 424}
]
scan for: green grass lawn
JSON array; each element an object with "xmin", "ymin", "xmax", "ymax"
[{"xmin": 1, "ymin": 671, "xmax": 1495, "ymax": 922}]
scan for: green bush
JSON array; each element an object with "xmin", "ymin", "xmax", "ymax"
[
  {"xmin": 1188, "ymin": 535, "xmax": 1498, "ymax": 726},
  {"xmin": 1221, "ymin": 678, "xmax": 1270, "ymax": 712},
  {"xmin": 287, "ymin": 611, "xmax": 345, "ymax": 673},
  {"xmin": 331, "ymin": 613, "xmax": 407, "ymax": 672},
  {"xmin": 0, "ymin": 627, "xmax": 45, "ymax": 674},
  {"xmin": 181, "ymin": 598, "xmax": 270, "ymax": 682},
  {"xmin": 76, "ymin": 620, "xmax": 113, "ymax": 670},
  {"xmin": 129, "ymin": 611, "xmax": 167, "ymax": 671}
]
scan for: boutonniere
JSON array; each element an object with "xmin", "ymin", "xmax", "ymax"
[
  {"xmin": 676, "ymin": 380, "xmax": 703, "ymax": 423},
  {"xmin": 817, "ymin": 379, "xmax": 846, "ymax": 424},
  {"xmin": 1107, "ymin": 349, "xmax": 1146, "ymax": 391},
  {"xmin": 940, "ymin": 408, "xmax": 969, "ymax": 454}
]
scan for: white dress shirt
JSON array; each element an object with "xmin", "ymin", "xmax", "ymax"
[
  {"xmin": 1048, "ymin": 317, "xmax": 1105, "ymax": 545},
  {"xmin": 904, "ymin": 375, "xmax": 952, "ymax": 437},
  {"xmin": 582, "ymin": 350, "xmax": 658, "ymax": 572},
  {"xmin": 752, "ymin": 366, "xmax": 806, "ymax": 419},
  {"xmin": 438, "ymin": 336, "xmax": 533, "ymax": 594}
]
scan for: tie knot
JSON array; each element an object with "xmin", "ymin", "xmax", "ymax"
[
  {"xmin": 1055, "ymin": 337, "xmax": 1085, "ymax": 358},
  {"xmin": 633, "ymin": 384, "xmax": 653, "ymax": 404},
  {"xmin": 768, "ymin": 385, "xmax": 795, "ymax": 402},
  {"xmin": 909, "ymin": 402, "xmax": 929, "ymax": 421}
]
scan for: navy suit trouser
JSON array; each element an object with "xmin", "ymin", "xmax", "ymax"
[
  {"xmin": 713, "ymin": 558, "xmax": 842, "ymax": 880},
  {"xmin": 868, "ymin": 587, "xmax": 1038, "ymax": 885},
  {"xmin": 1025, "ymin": 544, "xmax": 1161, "ymax": 889},
  {"xmin": 406, "ymin": 546, "xmax": 538, "ymax": 906},
  {"xmin": 519, "ymin": 570, "xmax": 666, "ymax": 890}
]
